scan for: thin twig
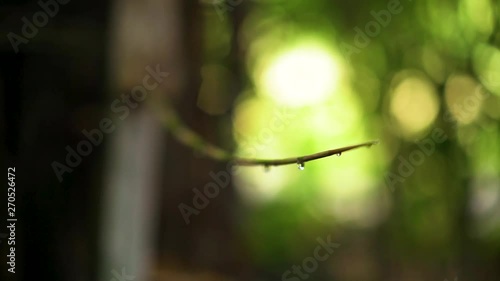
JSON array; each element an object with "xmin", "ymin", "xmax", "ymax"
[
  {"xmin": 151, "ymin": 98, "xmax": 379, "ymax": 168},
  {"xmin": 232, "ymin": 140, "xmax": 380, "ymax": 167}
]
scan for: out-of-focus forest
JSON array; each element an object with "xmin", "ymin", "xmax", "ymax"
[{"xmin": 1, "ymin": 0, "xmax": 499, "ymax": 281}]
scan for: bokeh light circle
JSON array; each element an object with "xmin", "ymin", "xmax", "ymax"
[{"xmin": 258, "ymin": 43, "xmax": 341, "ymax": 107}]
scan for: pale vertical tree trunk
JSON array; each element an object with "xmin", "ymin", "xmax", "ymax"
[
  {"xmin": 100, "ymin": 0, "xmax": 248, "ymax": 280},
  {"xmin": 100, "ymin": 0, "xmax": 185, "ymax": 280}
]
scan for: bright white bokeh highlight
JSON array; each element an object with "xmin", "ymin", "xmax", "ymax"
[{"xmin": 258, "ymin": 44, "xmax": 341, "ymax": 107}]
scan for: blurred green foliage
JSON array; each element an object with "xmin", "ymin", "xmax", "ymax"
[{"xmin": 201, "ymin": 0, "xmax": 500, "ymax": 277}]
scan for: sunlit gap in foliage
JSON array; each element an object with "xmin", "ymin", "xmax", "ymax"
[{"xmin": 258, "ymin": 42, "xmax": 341, "ymax": 107}]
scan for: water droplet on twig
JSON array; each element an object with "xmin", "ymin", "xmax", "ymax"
[
  {"xmin": 296, "ymin": 159, "xmax": 305, "ymax": 170},
  {"xmin": 264, "ymin": 165, "xmax": 270, "ymax": 172},
  {"xmin": 367, "ymin": 140, "xmax": 379, "ymax": 148},
  {"xmin": 336, "ymin": 152, "xmax": 342, "ymax": 156}
]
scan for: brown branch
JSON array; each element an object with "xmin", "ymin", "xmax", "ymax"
[
  {"xmin": 232, "ymin": 140, "xmax": 379, "ymax": 167},
  {"xmin": 151, "ymin": 97, "xmax": 379, "ymax": 168}
]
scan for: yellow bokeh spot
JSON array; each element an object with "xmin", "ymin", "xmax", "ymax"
[
  {"xmin": 390, "ymin": 72, "xmax": 440, "ymax": 138},
  {"xmin": 445, "ymin": 74, "xmax": 484, "ymax": 125},
  {"xmin": 258, "ymin": 43, "xmax": 341, "ymax": 107}
]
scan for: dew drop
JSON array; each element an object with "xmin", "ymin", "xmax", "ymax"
[
  {"xmin": 336, "ymin": 152, "xmax": 342, "ymax": 156},
  {"xmin": 264, "ymin": 165, "xmax": 270, "ymax": 172},
  {"xmin": 296, "ymin": 159, "xmax": 305, "ymax": 170},
  {"xmin": 367, "ymin": 140, "xmax": 379, "ymax": 148}
]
